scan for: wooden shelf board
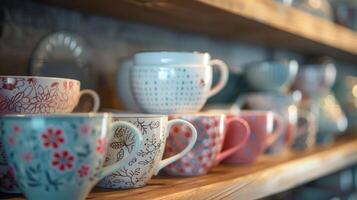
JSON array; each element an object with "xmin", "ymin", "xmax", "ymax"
[
  {"xmin": 36, "ymin": 0, "xmax": 357, "ymax": 63},
  {"xmin": 3, "ymin": 135, "xmax": 357, "ymax": 200}
]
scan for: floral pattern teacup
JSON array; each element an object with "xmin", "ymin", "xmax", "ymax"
[
  {"xmin": 0, "ymin": 113, "xmax": 142, "ymax": 200},
  {"xmin": 97, "ymin": 114, "xmax": 197, "ymax": 189},
  {"xmin": 0, "ymin": 76, "xmax": 100, "ymax": 114}
]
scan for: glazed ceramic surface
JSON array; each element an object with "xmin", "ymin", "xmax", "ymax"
[
  {"xmin": 0, "ymin": 113, "xmax": 141, "ymax": 200},
  {"xmin": 236, "ymin": 92, "xmax": 298, "ymax": 154},
  {"xmin": 130, "ymin": 51, "xmax": 228, "ymax": 114},
  {"xmin": 116, "ymin": 58, "xmax": 140, "ymax": 112},
  {"xmin": 97, "ymin": 114, "xmax": 197, "ymax": 189},
  {"xmin": 0, "ymin": 76, "xmax": 99, "ymax": 114},
  {"xmin": 223, "ymin": 111, "xmax": 282, "ymax": 164},
  {"xmin": 292, "ymin": 63, "xmax": 336, "ymax": 100},
  {"xmin": 243, "ymin": 60, "xmax": 298, "ymax": 92},
  {"xmin": 163, "ymin": 114, "xmax": 249, "ymax": 176}
]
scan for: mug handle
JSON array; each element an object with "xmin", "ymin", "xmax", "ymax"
[
  {"xmin": 207, "ymin": 59, "xmax": 229, "ymax": 98},
  {"xmin": 154, "ymin": 119, "xmax": 197, "ymax": 175},
  {"xmin": 79, "ymin": 89, "xmax": 100, "ymax": 112},
  {"xmin": 215, "ymin": 117, "xmax": 250, "ymax": 164},
  {"xmin": 95, "ymin": 121, "xmax": 143, "ymax": 180},
  {"xmin": 265, "ymin": 112, "xmax": 283, "ymax": 149}
]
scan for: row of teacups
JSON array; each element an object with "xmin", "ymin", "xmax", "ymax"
[{"xmin": 0, "ymin": 75, "xmax": 199, "ymax": 199}]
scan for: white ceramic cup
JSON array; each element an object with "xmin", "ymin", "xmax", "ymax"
[
  {"xmin": 130, "ymin": 51, "xmax": 229, "ymax": 114},
  {"xmin": 97, "ymin": 113, "xmax": 197, "ymax": 189}
]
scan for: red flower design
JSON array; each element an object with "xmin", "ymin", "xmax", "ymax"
[
  {"xmin": 8, "ymin": 137, "xmax": 16, "ymax": 146},
  {"xmin": 77, "ymin": 165, "xmax": 90, "ymax": 178},
  {"xmin": 96, "ymin": 138, "xmax": 108, "ymax": 155},
  {"xmin": 22, "ymin": 152, "xmax": 33, "ymax": 163},
  {"xmin": 42, "ymin": 128, "xmax": 65, "ymax": 148},
  {"xmin": 0, "ymin": 166, "xmax": 17, "ymax": 191},
  {"xmin": 80, "ymin": 124, "xmax": 92, "ymax": 135},
  {"xmin": 27, "ymin": 78, "xmax": 36, "ymax": 85},
  {"xmin": 1, "ymin": 78, "xmax": 17, "ymax": 91},
  {"xmin": 12, "ymin": 125, "xmax": 21, "ymax": 133},
  {"xmin": 51, "ymin": 150, "xmax": 75, "ymax": 171}
]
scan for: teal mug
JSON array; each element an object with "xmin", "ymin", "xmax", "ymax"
[{"xmin": 0, "ymin": 113, "xmax": 142, "ymax": 200}]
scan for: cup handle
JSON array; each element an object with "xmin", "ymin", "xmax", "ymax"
[
  {"xmin": 207, "ymin": 59, "xmax": 229, "ymax": 98},
  {"xmin": 154, "ymin": 119, "xmax": 197, "ymax": 175},
  {"xmin": 296, "ymin": 110, "xmax": 314, "ymax": 138},
  {"xmin": 79, "ymin": 89, "xmax": 100, "ymax": 112},
  {"xmin": 95, "ymin": 121, "xmax": 143, "ymax": 180},
  {"xmin": 265, "ymin": 112, "xmax": 283, "ymax": 149},
  {"xmin": 215, "ymin": 117, "xmax": 250, "ymax": 164}
]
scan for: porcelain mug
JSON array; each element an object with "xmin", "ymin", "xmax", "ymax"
[
  {"xmin": 97, "ymin": 114, "xmax": 197, "ymax": 189},
  {"xmin": 130, "ymin": 51, "xmax": 229, "ymax": 114},
  {"xmin": 223, "ymin": 111, "xmax": 283, "ymax": 164},
  {"xmin": 163, "ymin": 113, "xmax": 250, "ymax": 176},
  {"xmin": 0, "ymin": 76, "xmax": 100, "ymax": 114},
  {"xmin": 235, "ymin": 92, "xmax": 299, "ymax": 154},
  {"xmin": 242, "ymin": 60, "xmax": 298, "ymax": 92},
  {"xmin": 0, "ymin": 113, "xmax": 142, "ymax": 200}
]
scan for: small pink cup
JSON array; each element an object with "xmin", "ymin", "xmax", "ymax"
[
  {"xmin": 222, "ymin": 111, "xmax": 283, "ymax": 164},
  {"xmin": 163, "ymin": 114, "xmax": 250, "ymax": 176}
]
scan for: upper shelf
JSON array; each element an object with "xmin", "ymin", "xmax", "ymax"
[{"xmin": 37, "ymin": 0, "xmax": 357, "ymax": 63}]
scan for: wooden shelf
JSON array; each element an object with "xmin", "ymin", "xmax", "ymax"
[
  {"xmin": 3, "ymin": 136, "xmax": 357, "ymax": 200},
  {"xmin": 37, "ymin": 0, "xmax": 357, "ymax": 63}
]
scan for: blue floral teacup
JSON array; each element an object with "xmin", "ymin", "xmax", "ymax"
[{"xmin": 0, "ymin": 113, "xmax": 142, "ymax": 200}]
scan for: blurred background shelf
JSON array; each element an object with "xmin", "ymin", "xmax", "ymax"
[
  {"xmin": 3, "ymin": 135, "xmax": 357, "ymax": 200},
  {"xmin": 37, "ymin": 0, "xmax": 357, "ymax": 63}
]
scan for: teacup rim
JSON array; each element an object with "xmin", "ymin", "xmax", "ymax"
[
  {"xmin": 0, "ymin": 112, "xmax": 109, "ymax": 118},
  {"xmin": 111, "ymin": 113, "xmax": 167, "ymax": 118},
  {"xmin": 0, "ymin": 75, "xmax": 80, "ymax": 82},
  {"xmin": 169, "ymin": 113, "xmax": 225, "ymax": 118},
  {"xmin": 134, "ymin": 51, "xmax": 208, "ymax": 56}
]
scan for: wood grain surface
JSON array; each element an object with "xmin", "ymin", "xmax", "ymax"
[
  {"xmin": 2, "ymin": 135, "xmax": 357, "ymax": 200},
  {"xmin": 37, "ymin": 0, "xmax": 357, "ymax": 63}
]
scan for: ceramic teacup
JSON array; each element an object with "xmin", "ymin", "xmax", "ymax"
[
  {"xmin": 235, "ymin": 92, "xmax": 299, "ymax": 154},
  {"xmin": 0, "ymin": 113, "xmax": 142, "ymax": 200},
  {"xmin": 242, "ymin": 60, "xmax": 298, "ymax": 92},
  {"xmin": 130, "ymin": 51, "xmax": 229, "ymax": 114},
  {"xmin": 222, "ymin": 111, "xmax": 283, "ymax": 164},
  {"xmin": 163, "ymin": 113, "xmax": 250, "ymax": 176},
  {"xmin": 116, "ymin": 58, "xmax": 140, "ymax": 112},
  {"xmin": 97, "ymin": 113, "xmax": 197, "ymax": 189},
  {"xmin": 0, "ymin": 76, "xmax": 100, "ymax": 114}
]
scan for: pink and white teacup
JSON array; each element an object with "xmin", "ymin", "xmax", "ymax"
[
  {"xmin": 222, "ymin": 111, "xmax": 283, "ymax": 164},
  {"xmin": 163, "ymin": 113, "xmax": 250, "ymax": 176},
  {"xmin": 0, "ymin": 76, "xmax": 100, "ymax": 114}
]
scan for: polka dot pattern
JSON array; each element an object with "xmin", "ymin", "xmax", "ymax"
[{"xmin": 131, "ymin": 66, "xmax": 212, "ymax": 114}]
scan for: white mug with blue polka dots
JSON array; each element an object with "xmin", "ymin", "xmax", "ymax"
[{"xmin": 130, "ymin": 51, "xmax": 229, "ymax": 114}]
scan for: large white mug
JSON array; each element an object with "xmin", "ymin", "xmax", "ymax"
[{"xmin": 129, "ymin": 51, "xmax": 229, "ymax": 114}]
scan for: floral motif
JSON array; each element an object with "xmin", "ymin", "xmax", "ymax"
[
  {"xmin": 22, "ymin": 152, "xmax": 33, "ymax": 163},
  {"xmin": 12, "ymin": 125, "xmax": 21, "ymax": 133},
  {"xmin": 80, "ymin": 124, "xmax": 92, "ymax": 136},
  {"xmin": 96, "ymin": 138, "xmax": 108, "ymax": 155},
  {"xmin": 8, "ymin": 137, "xmax": 16, "ymax": 146},
  {"xmin": 42, "ymin": 128, "xmax": 65, "ymax": 149},
  {"xmin": 0, "ymin": 77, "xmax": 80, "ymax": 114},
  {"xmin": 0, "ymin": 166, "xmax": 18, "ymax": 192},
  {"xmin": 77, "ymin": 165, "xmax": 90, "ymax": 178},
  {"xmin": 51, "ymin": 150, "xmax": 75, "ymax": 171}
]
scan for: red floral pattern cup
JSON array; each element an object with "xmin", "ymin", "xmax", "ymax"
[
  {"xmin": 0, "ymin": 76, "xmax": 100, "ymax": 114},
  {"xmin": 163, "ymin": 114, "xmax": 250, "ymax": 176},
  {"xmin": 222, "ymin": 111, "xmax": 283, "ymax": 164}
]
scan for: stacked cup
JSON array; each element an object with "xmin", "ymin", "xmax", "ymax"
[
  {"xmin": 106, "ymin": 51, "xmax": 267, "ymax": 180},
  {"xmin": 0, "ymin": 76, "xmax": 149, "ymax": 200}
]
